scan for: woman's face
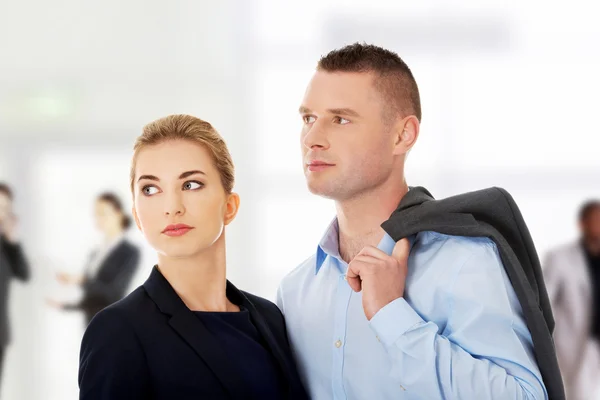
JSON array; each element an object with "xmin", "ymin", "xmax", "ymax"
[
  {"xmin": 94, "ymin": 200, "xmax": 122, "ymax": 235},
  {"xmin": 132, "ymin": 139, "xmax": 239, "ymax": 259},
  {"xmin": 0, "ymin": 192, "xmax": 11, "ymax": 226}
]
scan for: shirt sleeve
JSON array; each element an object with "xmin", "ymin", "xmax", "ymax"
[{"xmin": 369, "ymin": 241, "xmax": 548, "ymax": 400}]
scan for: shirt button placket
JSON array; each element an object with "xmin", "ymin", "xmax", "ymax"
[{"xmin": 332, "ymin": 272, "xmax": 352, "ymax": 400}]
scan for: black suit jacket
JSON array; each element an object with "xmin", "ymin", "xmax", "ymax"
[
  {"xmin": 78, "ymin": 267, "xmax": 309, "ymax": 400},
  {"xmin": 0, "ymin": 235, "xmax": 30, "ymax": 347},
  {"xmin": 66, "ymin": 240, "xmax": 140, "ymax": 324}
]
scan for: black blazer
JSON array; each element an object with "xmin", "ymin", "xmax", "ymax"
[
  {"xmin": 0, "ymin": 236, "xmax": 30, "ymax": 347},
  {"xmin": 66, "ymin": 240, "xmax": 140, "ymax": 324},
  {"xmin": 78, "ymin": 266, "xmax": 309, "ymax": 400}
]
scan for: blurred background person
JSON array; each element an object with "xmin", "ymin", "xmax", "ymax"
[
  {"xmin": 544, "ymin": 200, "xmax": 600, "ymax": 400},
  {"xmin": 47, "ymin": 192, "xmax": 140, "ymax": 326},
  {"xmin": 0, "ymin": 183, "xmax": 30, "ymax": 392}
]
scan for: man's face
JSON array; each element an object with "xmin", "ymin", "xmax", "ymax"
[
  {"xmin": 299, "ymin": 70, "xmax": 402, "ymax": 201},
  {"xmin": 582, "ymin": 207, "xmax": 600, "ymax": 251},
  {"xmin": 0, "ymin": 192, "xmax": 12, "ymax": 226}
]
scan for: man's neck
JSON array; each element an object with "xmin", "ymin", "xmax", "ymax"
[
  {"xmin": 584, "ymin": 237, "xmax": 600, "ymax": 257},
  {"xmin": 336, "ymin": 179, "xmax": 408, "ymax": 263}
]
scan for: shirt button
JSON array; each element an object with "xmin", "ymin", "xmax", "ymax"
[{"xmin": 335, "ymin": 339, "xmax": 342, "ymax": 348}]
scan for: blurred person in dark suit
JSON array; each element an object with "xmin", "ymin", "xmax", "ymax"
[
  {"xmin": 544, "ymin": 200, "xmax": 600, "ymax": 400},
  {"xmin": 48, "ymin": 192, "xmax": 140, "ymax": 326},
  {"xmin": 0, "ymin": 182, "xmax": 30, "ymax": 390}
]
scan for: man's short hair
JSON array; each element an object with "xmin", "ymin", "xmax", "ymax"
[
  {"xmin": 579, "ymin": 200, "xmax": 600, "ymax": 222},
  {"xmin": 0, "ymin": 182, "xmax": 13, "ymax": 200},
  {"xmin": 317, "ymin": 42, "xmax": 422, "ymax": 122}
]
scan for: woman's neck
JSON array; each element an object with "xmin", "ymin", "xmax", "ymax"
[
  {"xmin": 157, "ymin": 234, "xmax": 237, "ymax": 312},
  {"xmin": 104, "ymin": 226, "xmax": 123, "ymax": 242}
]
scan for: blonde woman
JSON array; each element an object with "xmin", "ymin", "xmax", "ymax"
[{"xmin": 78, "ymin": 115, "xmax": 308, "ymax": 400}]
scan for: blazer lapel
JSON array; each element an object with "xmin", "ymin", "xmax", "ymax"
[{"xmin": 143, "ymin": 267, "xmax": 247, "ymax": 399}]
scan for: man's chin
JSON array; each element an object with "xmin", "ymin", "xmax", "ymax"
[{"xmin": 306, "ymin": 183, "xmax": 340, "ymax": 200}]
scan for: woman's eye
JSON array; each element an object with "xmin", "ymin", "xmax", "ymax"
[
  {"xmin": 183, "ymin": 181, "xmax": 203, "ymax": 191},
  {"xmin": 142, "ymin": 186, "xmax": 159, "ymax": 196}
]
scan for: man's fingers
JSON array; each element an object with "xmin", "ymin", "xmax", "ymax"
[
  {"xmin": 391, "ymin": 238, "xmax": 411, "ymax": 263},
  {"xmin": 347, "ymin": 275, "xmax": 362, "ymax": 292},
  {"xmin": 357, "ymin": 245, "xmax": 387, "ymax": 260},
  {"xmin": 346, "ymin": 265, "xmax": 361, "ymax": 292},
  {"xmin": 346, "ymin": 260, "xmax": 367, "ymax": 292}
]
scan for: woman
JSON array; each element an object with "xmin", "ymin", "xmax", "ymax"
[
  {"xmin": 53, "ymin": 192, "xmax": 140, "ymax": 325},
  {"xmin": 78, "ymin": 115, "xmax": 309, "ymax": 399}
]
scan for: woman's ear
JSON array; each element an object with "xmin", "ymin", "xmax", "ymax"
[{"xmin": 224, "ymin": 193, "xmax": 240, "ymax": 225}]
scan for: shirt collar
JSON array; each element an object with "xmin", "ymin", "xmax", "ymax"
[
  {"xmin": 316, "ymin": 218, "xmax": 340, "ymax": 273},
  {"xmin": 315, "ymin": 218, "xmax": 415, "ymax": 274}
]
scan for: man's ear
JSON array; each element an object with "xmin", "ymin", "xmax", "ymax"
[{"xmin": 393, "ymin": 115, "xmax": 420, "ymax": 155}]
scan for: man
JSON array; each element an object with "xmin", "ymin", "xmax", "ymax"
[
  {"xmin": 544, "ymin": 200, "xmax": 600, "ymax": 400},
  {"xmin": 0, "ymin": 182, "xmax": 30, "ymax": 389},
  {"xmin": 276, "ymin": 43, "xmax": 547, "ymax": 399}
]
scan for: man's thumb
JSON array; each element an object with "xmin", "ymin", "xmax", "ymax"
[{"xmin": 391, "ymin": 238, "xmax": 411, "ymax": 262}]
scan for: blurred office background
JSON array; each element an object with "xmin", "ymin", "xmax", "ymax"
[{"xmin": 1, "ymin": 0, "xmax": 599, "ymax": 399}]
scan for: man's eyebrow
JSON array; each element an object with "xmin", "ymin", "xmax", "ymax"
[
  {"xmin": 326, "ymin": 108, "xmax": 360, "ymax": 117},
  {"xmin": 298, "ymin": 106, "xmax": 361, "ymax": 118},
  {"xmin": 299, "ymin": 106, "xmax": 312, "ymax": 114}
]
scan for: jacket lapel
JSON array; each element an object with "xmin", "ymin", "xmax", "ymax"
[{"xmin": 143, "ymin": 267, "xmax": 247, "ymax": 399}]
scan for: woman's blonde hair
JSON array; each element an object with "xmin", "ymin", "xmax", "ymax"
[{"xmin": 130, "ymin": 114, "xmax": 235, "ymax": 195}]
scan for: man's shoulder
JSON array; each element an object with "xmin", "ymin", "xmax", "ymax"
[
  {"xmin": 279, "ymin": 253, "xmax": 318, "ymax": 290},
  {"xmin": 545, "ymin": 241, "xmax": 579, "ymax": 258},
  {"xmin": 542, "ymin": 241, "xmax": 582, "ymax": 269},
  {"xmin": 412, "ymin": 231, "xmax": 502, "ymax": 275},
  {"xmin": 416, "ymin": 231, "xmax": 498, "ymax": 257}
]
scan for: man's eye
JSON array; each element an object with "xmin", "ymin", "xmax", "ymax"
[
  {"xmin": 303, "ymin": 115, "xmax": 316, "ymax": 124},
  {"xmin": 334, "ymin": 116, "xmax": 350, "ymax": 125}
]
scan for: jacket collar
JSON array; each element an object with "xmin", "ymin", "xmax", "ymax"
[{"xmin": 142, "ymin": 266, "xmax": 298, "ymax": 398}]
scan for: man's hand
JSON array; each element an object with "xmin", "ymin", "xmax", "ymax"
[{"xmin": 346, "ymin": 238, "xmax": 411, "ymax": 321}]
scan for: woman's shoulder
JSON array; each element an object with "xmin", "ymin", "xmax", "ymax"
[
  {"xmin": 88, "ymin": 286, "xmax": 151, "ymax": 328},
  {"xmin": 242, "ymin": 291, "xmax": 278, "ymax": 310},
  {"xmin": 241, "ymin": 291, "xmax": 284, "ymax": 321}
]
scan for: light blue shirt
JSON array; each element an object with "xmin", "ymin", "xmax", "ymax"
[{"xmin": 277, "ymin": 218, "xmax": 547, "ymax": 400}]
